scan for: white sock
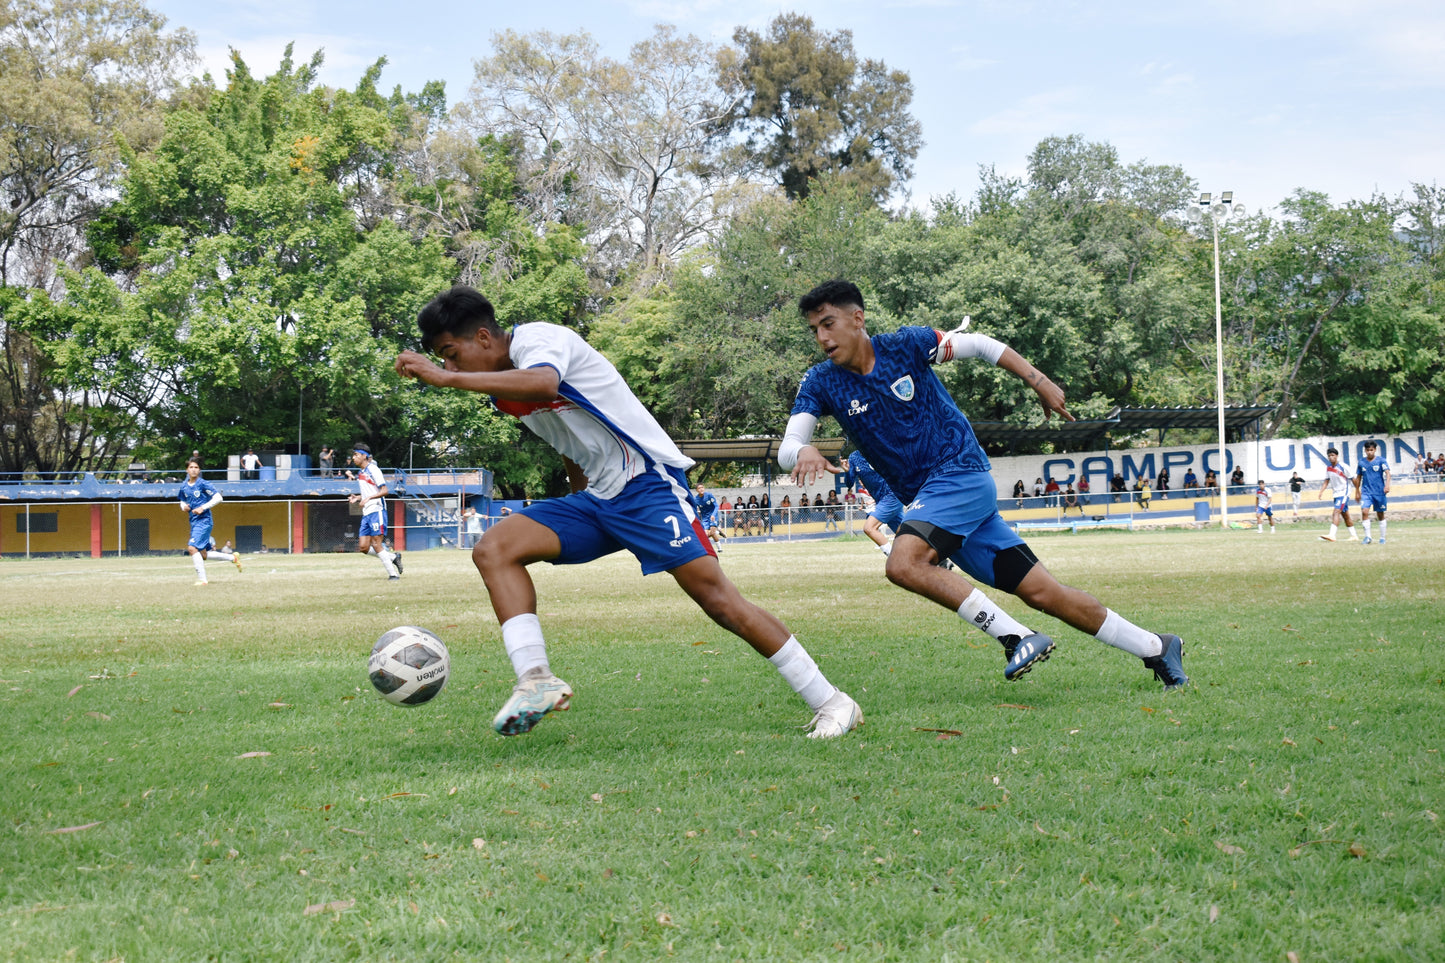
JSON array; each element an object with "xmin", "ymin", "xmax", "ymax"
[
  {"xmin": 191, "ymin": 553, "xmax": 206, "ymax": 580},
  {"xmin": 209, "ymin": 550, "xmax": 234, "ymax": 561},
  {"xmin": 957, "ymin": 589, "xmax": 1032, "ymax": 641},
  {"xmin": 501, "ymin": 613, "xmax": 549, "ymax": 679},
  {"xmin": 1094, "ymin": 609, "xmax": 1163, "ymax": 658},
  {"xmin": 1328, "ymin": 523, "xmax": 1338, "ymax": 538},
  {"xmin": 1346, "ymin": 525, "xmax": 1358, "ymax": 539},
  {"xmin": 768, "ymin": 636, "xmax": 835, "ymax": 711},
  {"xmin": 877, "ymin": 541, "xmax": 891, "ymax": 555},
  {"xmin": 1363, "ymin": 519, "xmax": 1372, "ymax": 539},
  {"xmin": 369, "ymin": 545, "xmax": 399, "ymax": 576},
  {"xmin": 1379, "ymin": 520, "xmax": 1387, "ymax": 538}
]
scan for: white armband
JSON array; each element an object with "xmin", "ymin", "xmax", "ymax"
[
  {"xmin": 777, "ymin": 412, "xmax": 819, "ymax": 470},
  {"xmin": 933, "ymin": 328, "xmax": 1006, "ymax": 366}
]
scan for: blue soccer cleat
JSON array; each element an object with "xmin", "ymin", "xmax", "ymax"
[
  {"xmin": 1003, "ymin": 632, "xmax": 1056, "ymax": 681},
  {"xmin": 1143, "ymin": 633, "xmax": 1189, "ymax": 690}
]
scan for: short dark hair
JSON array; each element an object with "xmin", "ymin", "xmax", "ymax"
[
  {"xmin": 799, "ymin": 279, "xmax": 864, "ymax": 316},
  {"xmin": 1363, "ymin": 440, "xmax": 1377, "ymax": 448},
  {"xmin": 417, "ymin": 284, "xmax": 503, "ymax": 352},
  {"xmin": 1327, "ymin": 446, "xmax": 1339, "ymax": 455}
]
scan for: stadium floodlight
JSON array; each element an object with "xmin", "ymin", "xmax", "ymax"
[{"xmin": 1200, "ymin": 193, "xmax": 1242, "ymax": 529}]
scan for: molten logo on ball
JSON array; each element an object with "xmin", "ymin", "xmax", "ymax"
[{"xmin": 369, "ymin": 626, "xmax": 450, "ymax": 706}]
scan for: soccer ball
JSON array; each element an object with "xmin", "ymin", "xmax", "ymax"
[{"xmin": 368, "ymin": 626, "xmax": 450, "ymax": 706}]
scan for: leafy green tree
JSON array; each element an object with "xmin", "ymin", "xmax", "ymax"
[{"xmin": 720, "ymin": 13, "xmax": 922, "ymax": 203}]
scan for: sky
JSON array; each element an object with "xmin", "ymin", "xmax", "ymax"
[{"xmin": 146, "ymin": 0, "xmax": 1445, "ymax": 216}]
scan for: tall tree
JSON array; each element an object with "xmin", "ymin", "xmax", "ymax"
[
  {"xmin": 464, "ymin": 25, "xmax": 749, "ymax": 289},
  {"xmin": 720, "ymin": 13, "xmax": 922, "ymax": 203}
]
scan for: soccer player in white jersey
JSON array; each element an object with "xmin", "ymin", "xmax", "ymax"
[
  {"xmin": 1317, "ymin": 446, "xmax": 1358, "ymax": 542},
  {"xmin": 395, "ymin": 285, "xmax": 860, "ymax": 739},
  {"xmin": 347, "ymin": 444, "xmax": 402, "ymax": 579},
  {"xmin": 176, "ymin": 459, "xmax": 242, "ymax": 585},
  {"xmin": 1254, "ymin": 481, "xmax": 1276, "ymax": 534},
  {"xmin": 780, "ymin": 279, "xmax": 1187, "ymax": 690},
  {"xmin": 1354, "ymin": 440, "xmax": 1391, "ymax": 544}
]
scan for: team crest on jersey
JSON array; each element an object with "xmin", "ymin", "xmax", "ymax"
[{"xmin": 890, "ymin": 376, "xmax": 915, "ymax": 401}]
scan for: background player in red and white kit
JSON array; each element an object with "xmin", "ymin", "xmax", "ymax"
[
  {"xmin": 395, "ymin": 285, "xmax": 860, "ymax": 739},
  {"xmin": 347, "ymin": 444, "xmax": 402, "ymax": 579},
  {"xmin": 1317, "ymin": 446, "xmax": 1358, "ymax": 542},
  {"xmin": 1254, "ymin": 481, "xmax": 1276, "ymax": 534}
]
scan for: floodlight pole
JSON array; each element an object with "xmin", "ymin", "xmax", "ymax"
[{"xmin": 1201, "ymin": 192, "xmax": 1241, "ymax": 530}]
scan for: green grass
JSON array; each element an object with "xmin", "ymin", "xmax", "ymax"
[{"xmin": 3, "ymin": 524, "xmax": 1443, "ymax": 961}]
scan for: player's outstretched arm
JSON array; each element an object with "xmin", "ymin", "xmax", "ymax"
[
  {"xmin": 395, "ymin": 350, "xmax": 560, "ymax": 402},
  {"xmin": 995, "ymin": 348, "xmax": 1073, "ymax": 423},
  {"xmin": 778, "ymin": 412, "xmax": 841, "ymax": 486}
]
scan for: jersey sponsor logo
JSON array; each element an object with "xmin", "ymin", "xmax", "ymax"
[
  {"xmin": 846, "ymin": 398, "xmax": 870, "ymax": 417},
  {"xmin": 905, "ymin": 498, "xmax": 925, "ymax": 512},
  {"xmin": 890, "ymin": 376, "xmax": 915, "ymax": 401},
  {"xmin": 669, "ymin": 534, "xmax": 695, "ymax": 549}
]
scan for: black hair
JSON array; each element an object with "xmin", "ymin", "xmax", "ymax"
[
  {"xmin": 417, "ymin": 284, "xmax": 503, "ymax": 352},
  {"xmin": 799, "ymin": 279, "xmax": 864, "ymax": 316}
]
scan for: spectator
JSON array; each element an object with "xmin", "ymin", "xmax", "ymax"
[
  {"xmin": 1076, "ymin": 475, "xmax": 1090, "ymax": 506},
  {"xmin": 759, "ymin": 492, "xmax": 773, "ymax": 533},
  {"xmin": 1230, "ymin": 466, "xmax": 1245, "ymax": 492},
  {"xmin": 1012, "ymin": 479, "xmax": 1026, "ymax": 508},
  {"xmin": 1288, "ymin": 471, "xmax": 1305, "ymax": 516},
  {"xmin": 813, "ymin": 493, "xmax": 824, "ymax": 508},
  {"xmin": 1135, "ymin": 476, "xmax": 1151, "ymax": 511},
  {"xmin": 1204, "ymin": 470, "xmax": 1217, "ymax": 495},
  {"xmin": 823, "ymin": 490, "xmax": 841, "ymax": 532},
  {"xmin": 241, "ymin": 448, "xmax": 261, "ymax": 481},
  {"xmin": 319, "ymin": 446, "xmax": 335, "ymax": 477},
  {"xmin": 1063, "ymin": 484, "xmax": 1081, "ymax": 516},
  {"xmin": 1183, "ymin": 468, "xmax": 1199, "ymax": 492},
  {"xmin": 1033, "ymin": 477, "xmax": 1044, "ymax": 498},
  {"xmin": 1156, "ymin": 468, "xmax": 1170, "ymax": 499},
  {"xmin": 462, "ymin": 504, "xmax": 484, "ymax": 548},
  {"xmin": 1044, "ymin": 476, "xmax": 1061, "ymax": 508},
  {"xmin": 1109, "ymin": 473, "xmax": 1126, "ymax": 502}
]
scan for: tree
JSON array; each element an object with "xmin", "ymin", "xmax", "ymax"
[
  {"xmin": 720, "ymin": 13, "xmax": 922, "ymax": 203},
  {"xmin": 463, "ymin": 25, "xmax": 750, "ymax": 289}
]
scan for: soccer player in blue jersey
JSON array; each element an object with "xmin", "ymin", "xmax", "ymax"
[
  {"xmin": 395, "ymin": 284, "xmax": 860, "ymax": 738},
  {"xmin": 177, "ymin": 459, "xmax": 242, "ymax": 585},
  {"xmin": 847, "ymin": 450, "xmax": 903, "ymax": 557},
  {"xmin": 779, "ymin": 280, "xmax": 1187, "ymax": 690},
  {"xmin": 693, "ymin": 482, "xmax": 724, "ymax": 552},
  {"xmin": 1354, "ymin": 440, "xmax": 1391, "ymax": 544}
]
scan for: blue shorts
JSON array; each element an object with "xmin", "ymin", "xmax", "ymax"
[
  {"xmin": 187, "ymin": 514, "xmax": 214, "ymax": 550},
  {"xmin": 868, "ymin": 493, "xmax": 904, "ymax": 532},
  {"xmin": 1333, "ymin": 496, "xmax": 1351, "ymax": 514},
  {"xmin": 358, "ymin": 512, "xmax": 387, "ymax": 538},
  {"xmin": 700, "ymin": 510, "xmax": 720, "ymax": 530},
  {"xmin": 900, "ymin": 471, "xmax": 1025, "ymax": 588},
  {"xmin": 1258, "ymin": 506, "xmax": 1273, "ymax": 518},
  {"xmin": 1361, "ymin": 493, "xmax": 1387, "ymax": 513},
  {"xmin": 521, "ymin": 465, "xmax": 715, "ymax": 576}
]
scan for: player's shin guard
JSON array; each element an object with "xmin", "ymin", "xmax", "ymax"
[
  {"xmin": 768, "ymin": 636, "xmax": 835, "ymax": 711},
  {"xmin": 501, "ymin": 613, "xmax": 549, "ymax": 679}
]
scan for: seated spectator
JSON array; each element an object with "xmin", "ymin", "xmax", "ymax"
[
  {"xmin": 1033, "ymin": 477, "xmax": 1044, "ymax": 498},
  {"xmin": 1183, "ymin": 468, "xmax": 1199, "ymax": 492},
  {"xmin": 1156, "ymin": 468, "xmax": 1170, "ymax": 498},
  {"xmin": 1109, "ymin": 473, "xmax": 1126, "ymax": 502},
  {"xmin": 823, "ymin": 490, "xmax": 840, "ymax": 532},
  {"xmin": 1230, "ymin": 466, "xmax": 1245, "ymax": 491},
  {"xmin": 1063, "ymin": 484, "xmax": 1081, "ymax": 515},
  {"xmin": 1044, "ymin": 476, "xmax": 1061, "ymax": 507},
  {"xmin": 1135, "ymin": 477, "xmax": 1152, "ymax": 510},
  {"xmin": 1204, "ymin": 470, "xmax": 1218, "ymax": 494},
  {"xmin": 1012, "ymin": 479, "xmax": 1026, "ymax": 507},
  {"xmin": 1076, "ymin": 476, "xmax": 1091, "ymax": 504},
  {"xmin": 813, "ymin": 493, "xmax": 824, "ymax": 507}
]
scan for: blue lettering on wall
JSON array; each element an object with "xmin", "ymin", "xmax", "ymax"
[
  {"xmin": 1080, "ymin": 456, "xmax": 1113, "ymax": 487},
  {"xmin": 1265, "ymin": 443, "xmax": 1296, "ymax": 471},
  {"xmin": 1121, "ymin": 453, "xmax": 1157, "ymax": 484},
  {"xmin": 1392, "ymin": 437, "xmax": 1425, "ymax": 466},
  {"xmin": 1303, "ymin": 444, "xmax": 1330, "ymax": 470},
  {"xmin": 1042, "ymin": 459, "xmax": 1075, "ymax": 485},
  {"xmin": 1201, "ymin": 449, "xmax": 1234, "ymax": 474},
  {"xmin": 1162, "ymin": 451, "xmax": 1194, "ymax": 477}
]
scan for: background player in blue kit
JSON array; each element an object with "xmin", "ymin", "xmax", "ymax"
[
  {"xmin": 1354, "ymin": 440, "xmax": 1391, "ymax": 544},
  {"xmin": 395, "ymin": 285, "xmax": 860, "ymax": 739},
  {"xmin": 177, "ymin": 458, "xmax": 242, "ymax": 585},
  {"xmin": 693, "ymin": 482, "xmax": 724, "ymax": 553},
  {"xmin": 779, "ymin": 279, "xmax": 1187, "ymax": 690},
  {"xmin": 847, "ymin": 450, "xmax": 903, "ymax": 558}
]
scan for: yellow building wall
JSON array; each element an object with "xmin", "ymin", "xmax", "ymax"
[{"xmin": 0, "ymin": 500, "xmax": 298, "ymax": 555}]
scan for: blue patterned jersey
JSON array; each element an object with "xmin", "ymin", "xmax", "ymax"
[
  {"xmin": 792, "ymin": 326, "xmax": 990, "ymax": 503},
  {"xmin": 693, "ymin": 490, "xmax": 718, "ymax": 518},
  {"xmin": 177, "ymin": 477, "xmax": 219, "ymax": 518},
  {"xmin": 1356, "ymin": 453, "xmax": 1389, "ymax": 496},
  {"xmin": 846, "ymin": 450, "xmax": 893, "ymax": 503}
]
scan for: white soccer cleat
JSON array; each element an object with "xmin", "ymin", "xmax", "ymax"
[
  {"xmin": 805, "ymin": 689, "xmax": 862, "ymax": 739},
  {"xmin": 1318, "ymin": 534, "xmax": 1335, "ymax": 542},
  {"xmin": 493, "ymin": 669, "xmax": 573, "ymax": 736}
]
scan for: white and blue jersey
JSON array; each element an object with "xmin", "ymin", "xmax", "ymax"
[
  {"xmin": 847, "ymin": 450, "xmax": 903, "ymax": 530},
  {"xmin": 793, "ymin": 327, "xmax": 991, "ymax": 505},
  {"xmin": 694, "ymin": 490, "xmax": 720, "ymax": 528},
  {"xmin": 494, "ymin": 323, "xmax": 711, "ymax": 575},
  {"xmin": 1356, "ymin": 453, "xmax": 1389, "ymax": 512},
  {"xmin": 1323, "ymin": 462, "xmax": 1352, "ymax": 512},
  {"xmin": 178, "ymin": 477, "xmax": 219, "ymax": 549}
]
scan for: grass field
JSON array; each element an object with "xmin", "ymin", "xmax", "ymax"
[{"xmin": 3, "ymin": 523, "xmax": 1443, "ymax": 962}]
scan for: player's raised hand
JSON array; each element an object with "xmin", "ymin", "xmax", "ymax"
[
  {"xmin": 395, "ymin": 350, "xmax": 445, "ymax": 385},
  {"xmin": 1034, "ymin": 374, "xmax": 1073, "ymax": 423},
  {"xmin": 789, "ymin": 445, "xmax": 843, "ymax": 488}
]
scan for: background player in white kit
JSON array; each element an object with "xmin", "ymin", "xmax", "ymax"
[
  {"xmin": 395, "ymin": 285, "xmax": 860, "ymax": 739},
  {"xmin": 1254, "ymin": 481, "xmax": 1276, "ymax": 533},
  {"xmin": 1317, "ymin": 446, "xmax": 1358, "ymax": 542},
  {"xmin": 347, "ymin": 444, "xmax": 402, "ymax": 579},
  {"xmin": 1354, "ymin": 440, "xmax": 1391, "ymax": 544}
]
